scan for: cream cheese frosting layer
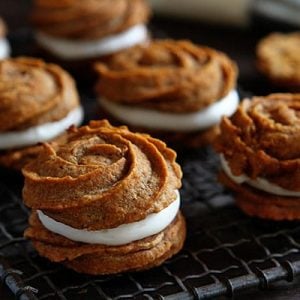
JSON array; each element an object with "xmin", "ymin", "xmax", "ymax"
[
  {"xmin": 37, "ymin": 191, "xmax": 180, "ymax": 246},
  {"xmin": 220, "ymin": 154, "xmax": 300, "ymax": 197},
  {"xmin": 99, "ymin": 90, "xmax": 239, "ymax": 132},
  {"xmin": 0, "ymin": 38, "xmax": 10, "ymax": 59},
  {"xmin": 36, "ymin": 24, "xmax": 148, "ymax": 60},
  {"xmin": 0, "ymin": 106, "xmax": 84, "ymax": 150}
]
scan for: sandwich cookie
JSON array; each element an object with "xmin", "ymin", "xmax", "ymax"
[
  {"xmin": 214, "ymin": 93, "xmax": 300, "ymax": 220},
  {"xmin": 95, "ymin": 40, "xmax": 239, "ymax": 147},
  {"xmin": 23, "ymin": 120, "xmax": 186, "ymax": 274},
  {"xmin": 0, "ymin": 57, "xmax": 83, "ymax": 169}
]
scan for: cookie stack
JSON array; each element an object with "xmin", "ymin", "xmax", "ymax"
[
  {"xmin": 214, "ymin": 94, "xmax": 300, "ymax": 220},
  {"xmin": 0, "ymin": 57, "xmax": 83, "ymax": 169},
  {"xmin": 95, "ymin": 40, "xmax": 239, "ymax": 147},
  {"xmin": 31, "ymin": 0, "xmax": 151, "ymax": 62},
  {"xmin": 23, "ymin": 120, "xmax": 186, "ymax": 274}
]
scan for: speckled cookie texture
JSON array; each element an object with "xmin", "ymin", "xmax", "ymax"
[
  {"xmin": 0, "ymin": 57, "xmax": 80, "ymax": 169},
  {"xmin": 257, "ymin": 32, "xmax": 300, "ymax": 91},
  {"xmin": 214, "ymin": 93, "xmax": 300, "ymax": 220},
  {"xmin": 31, "ymin": 0, "xmax": 151, "ymax": 67},
  {"xmin": 23, "ymin": 120, "xmax": 186, "ymax": 274},
  {"xmin": 95, "ymin": 39, "xmax": 238, "ymax": 147}
]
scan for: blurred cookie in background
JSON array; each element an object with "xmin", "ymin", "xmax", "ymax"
[
  {"xmin": 257, "ymin": 32, "xmax": 300, "ymax": 91},
  {"xmin": 30, "ymin": 0, "xmax": 151, "ymax": 79}
]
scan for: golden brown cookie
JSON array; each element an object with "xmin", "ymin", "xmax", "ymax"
[
  {"xmin": 0, "ymin": 57, "xmax": 82, "ymax": 170},
  {"xmin": 257, "ymin": 32, "xmax": 300, "ymax": 91},
  {"xmin": 95, "ymin": 39, "xmax": 238, "ymax": 147},
  {"xmin": 23, "ymin": 120, "xmax": 186, "ymax": 275},
  {"xmin": 31, "ymin": 0, "xmax": 151, "ymax": 66},
  {"xmin": 214, "ymin": 93, "xmax": 300, "ymax": 220},
  {"xmin": 32, "ymin": 0, "xmax": 150, "ymax": 40}
]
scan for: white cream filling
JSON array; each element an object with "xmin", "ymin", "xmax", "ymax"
[
  {"xmin": 220, "ymin": 154, "xmax": 300, "ymax": 197},
  {"xmin": 99, "ymin": 89, "xmax": 239, "ymax": 132},
  {"xmin": 0, "ymin": 38, "xmax": 10, "ymax": 59},
  {"xmin": 0, "ymin": 106, "xmax": 84, "ymax": 150},
  {"xmin": 36, "ymin": 24, "xmax": 148, "ymax": 60},
  {"xmin": 37, "ymin": 191, "xmax": 180, "ymax": 246}
]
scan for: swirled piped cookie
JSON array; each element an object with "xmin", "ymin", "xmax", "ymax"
[
  {"xmin": 23, "ymin": 120, "xmax": 186, "ymax": 275},
  {"xmin": 0, "ymin": 57, "xmax": 83, "ymax": 169},
  {"xmin": 31, "ymin": 0, "xmax": 150, "ymax": 61},
  {"xmin": 95, "ymin": 40, "xmax": 239, "ymax": 147},
  {"xmin": 257, "ymin": 32, "xmax": 300, "ymax": 91},
  {"xmin": 214, "ymin": 93, "xmax": 300, "ymax": 220}
]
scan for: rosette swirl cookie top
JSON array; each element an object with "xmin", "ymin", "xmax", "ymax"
[
  {"xmin": 0, "ymin": 57, "xmax": 83, "ymax": 169},
  {"xmin": 95, "ymin": 40, "xmax": 239, "ymax": 147},
  {"xmin": 23, "ymin": 120, "xmax": 186, "ymax": 275},
  {"xmin": 0, "ymin": 17, "xmax": 10, "ymax": 59},
  {"xmin": 214, "ymin": 93, "xmax": 300, "ymax": 220},
  {"xmin": 32, "ymin": 0, "xmax": 151, "ymax": 60},
  {"xmin": 257, "ymin": 32, "xmax": 300, "ymax": 91}
]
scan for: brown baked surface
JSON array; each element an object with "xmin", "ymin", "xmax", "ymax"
[
  {"xmin": 95, "ymin": 40, "xmax": 237, "ymax": 113},
  {"xmin": 0, "ymin": 57, "xmax": 80, "ymax": 169},
  {"xmin": 215, "ymin": 93, "xmax": 300, "ymax": 192},
  {"xmin": 214, "ymin": 93, "xmax": 300, "ymax": 220},
  {"xmin": 31, "ymin": 0, "xmax": 150, "ymax": 40},
  {"xmin": 25, "ymin": 212, "xmax": 186, "ymax": 275},
  {"xmin": 219, "ymin": 171, "xmax": 300, "ymax": 220},
  {"xmin": 257, "ymin": 32, "xmax": 300, "ymax": 91},
  {"xmin": 23, "ymin": 120, "xmax": 182, "ymax": 230}
]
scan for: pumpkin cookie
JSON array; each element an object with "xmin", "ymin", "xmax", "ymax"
[
  {"xmin": 23, "ymin": 120, "xmax": 186, "ymax": 274},
  {"xmin": 257, "ymin": 32, "xmax": 300, "ymax": 91},
  {"xmin": 95, "ymin": 40, "xmax": 239, "ymax": 147},
  {"xmin": 31, "ymin": 0, "xmax": 151, "ymax": 61},
  {"xmin": 0, "ymin": 57, "xmax": 83, "ymax": 169},
  {"xmin": 214, "ymin": 93, "xmax": 300, "ymax": 220}
]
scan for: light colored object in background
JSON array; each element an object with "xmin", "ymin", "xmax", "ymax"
[
  {"xmin": 0, "ymin": 106, "xmax": 84, "ymax": 149},
  {"xmin": 0, "ymin": 38, "xmax": 10, "ymax": 59},
  {"xmin": 99, "ymin": 90, "xmax": 239, "ymax": 132},
  {"xmin": 148, "ymin": 0, "xmax": 252, "ymax": 26},
  {"xmin": 37, "ymin": 191, "xmax": 180, "ymax": 245},
  {"xmin": 36, "ymin": 24, "xmax": 148, "ymax": 60},
  {"xmin": 254, "ymin": 0, "xmax": 300, "ymax": 27},
  {"xmin": 220, "ymin": 154, "xmax": 300, "ymax": 197}
]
